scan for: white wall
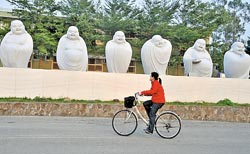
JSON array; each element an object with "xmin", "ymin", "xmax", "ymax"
[{"xmin": 0, "ymin": 67, "xmax": 249, "ymax": 104}]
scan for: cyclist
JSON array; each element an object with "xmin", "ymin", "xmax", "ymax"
[{"xmin": 139, "ymin": 72, "xmax": 165, "ymax": 134}]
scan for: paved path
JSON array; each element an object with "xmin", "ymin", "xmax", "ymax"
[{"xmin": 0, "ymin": 116, "xmax": 249, "ymax": 154}]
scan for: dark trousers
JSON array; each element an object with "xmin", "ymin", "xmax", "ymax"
[{"xmin": 143, "ymin": 100, "xmax": 164, "ymax": 132}]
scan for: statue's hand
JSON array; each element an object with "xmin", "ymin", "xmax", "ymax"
[{"xmin": 192, "ymin": 59, "xmax": 201, "ymax": 64}]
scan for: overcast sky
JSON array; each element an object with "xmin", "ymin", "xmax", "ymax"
[{"xmin": 0, "ymin": 0, "xmax": 249, "ymax": 41}]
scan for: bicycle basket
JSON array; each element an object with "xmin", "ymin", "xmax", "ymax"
[{"xmin": 124, "ymin": 96, "xmax": 135, "ymax": 108}]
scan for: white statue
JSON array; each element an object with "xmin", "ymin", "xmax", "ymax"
[
  {"xmin": 56, "ymin": 26, "xmax": 88, "ymax": 71},
  {"xmin": 224, "ymin": 42, "xmax": 250, "ymax": 79},
  {"xmin": 105, "ymin": 31, "xmax": 132, "ymax": 73},
  {"xmin": 183, "ymin": 39, "xmax": 213, "ymax": 77},
  {"xmin": 141, "ymin": 35, "xmax": 172, "ymax": 75},
  {"xmin": 0, "ymin": 20, "xmax": 33, "ymax": 68}
]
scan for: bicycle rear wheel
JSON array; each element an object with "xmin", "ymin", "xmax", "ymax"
[
  {"xmin": 112, "ymin": 109, "xmax": 138, "ymax": 136},
  {"xmin": 155, "ymin": 111, "xmax": 181, "ymax": 139}
]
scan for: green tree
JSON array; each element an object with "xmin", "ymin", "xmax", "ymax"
[
  {"xmin": 164, "ymin": 0, "xmax": 230, "ymax": 67},
  {"xmin": 99, "ymin": 0, "xmax": 141, "ymax": 36},
  {"xmin": 208, "ymin": 0, "xmax": 250, "ymax": 71},
  {"xmin": 212, "ymin": 0, "xmax": 250, "ymax": 44},
  {"xmin": 97, "ymin": 0, "xmax": 143, "ymax": 57},
  {"xmin": 59, "ymin": 0, "xmax": 102, "ymax": 54},
  {"xmin": 138, "ymin": 0, "xmax": 180, "ymax": 39},
  {"xmin": 7, "ymin": 0, "xmax": 63, "ymax": 58},
  {"xmin": 245, "ymin": 37, "xmax": 250, "ymax": 55},
  {"xmin": 175, "ymin": 0, "xmax": 229, "ymax": 46},
  {"xmin": 0, "ymin": 27, "xmax": 9, "ymax": 42},
  {"xmin": 209, "ymin": 43, "xmax": 228, "ymax": 72}
]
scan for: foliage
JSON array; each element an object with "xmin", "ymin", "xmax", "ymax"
[
  {"xmin": 97, "ymin": 0, "xmax": 143, "ymax": 54},
  {"xmin": 211, "ymin": 0, "xmax": 250, "ymax": 44},
  {"xmin": 168, "ymin": 99, "xmax": 249, "ymax": 107},
  {"xmin": 138, "ymin": 0, "xmax": 180, "ymax": 39},
  {"xmin": 59, "ymin": 0, "xmax": 102, "ymax": 55},
  {"xmin": 5, "ymin": 0, "xmax": 250, "ymax": 63},
  {"xmin": 99, "ymin": 0, "xmax": 141, "ymax": 35},
  {"xmin": 0, "ymin": 97, "xmax": 115, "ymax": 104},
  {"xmin": 7, "ymin": 0, "xmax": 63, "ymax": 58},
  {"xmin": 127, "ymin": 38, "xmax": 145, "ymax": 60},
  {"xmin": 169, "ymin": 55, "xmax": 182, "ymax": 67},
  {"xmin": 209, "ymin": 42, "xmax": 230, "ymax": 72},
  {"xmin": 245, "ymin": 37, "xmax": 250, "ymax": 55},
  {"xmin": 216, "ymin": 98, "xmax": 235, "ymax": 106},
  {"xmin": 0, "ymin": 27, "xmax": 9, "ymax": 42},
  {"xmin": 175, "ymin": 1, "xmax": 229, "ymax": 49},
  {"xmin": 167, "ymin": 24, "xmax": 201, "ymax": 51},
  {"xmin": 0, "ymin": 97, "xmax": 249, "ymax": 107}
]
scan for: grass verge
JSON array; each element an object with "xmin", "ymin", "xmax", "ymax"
[{"xmin": 0, "ymin": 97, "xmax": 249, "ymax": 107}]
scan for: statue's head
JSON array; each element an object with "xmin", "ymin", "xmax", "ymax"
[
  {"xmin": 10, "ymin": 20, "xmax": 25, "ymax": 35},
  {"xmin": 231, "ymin": 42, "xmax": 245, "ymax": 54},
  {"xmin": 194, "ymin": 39, "xmax": 206, "ymax": 51},
  {"xmin": 67, "ymin": 26, "xmax": 80, "ymax": 40},
  {"xmin": 113, "ymin": 31, "xmax": 126, "ymax": 44},
  {"xmin": 151, "ymin": 35, "xmax": 165, "ymax": 47}
]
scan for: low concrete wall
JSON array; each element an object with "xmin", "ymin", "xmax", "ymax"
[
  {"xmin": 0, "ymin": 68, "xmax": 250, "ymax": 104},
  {"xmin": 0, "ymin": 102, "xmax": 249, "ymax": 123}
]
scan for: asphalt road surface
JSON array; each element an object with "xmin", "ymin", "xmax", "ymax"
[{"xmin": 0, "ymin": 116, "xmax": 249, "ymax": 154}]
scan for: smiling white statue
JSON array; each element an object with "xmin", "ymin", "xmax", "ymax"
[
  {"xmin": 141, "ymin": 35, "xmax": 172, "ymax": 75},
  {"xmin": 105, "ymin": 31, "xmax": 132, "ymax": 73},
  {"xmin": 0, "ymin": 20, "xmax": 33, "ymax": 68},
  {"xmin": 224, "ymin": 42, "xmax": 250, "ymax": 79},
  {"xmin": 183, "ymin": 39, "xmax": 213, "ymax": 77},
  {"xmin": 56, "ymin": 26, "xmax": 88, "ymax": 71}
]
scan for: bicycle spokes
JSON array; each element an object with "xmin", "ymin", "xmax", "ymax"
[
  {"xmin": 112, "ymin": 110, "xmax": 138, "ymax": 136},
  {"xmin": 155, "ymin": 112, "xmax": 181, "ymax": 139}
]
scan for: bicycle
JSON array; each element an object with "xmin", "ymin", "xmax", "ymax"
[{"xmin": 112, "ymin": 93, "xmax": 182, "ymax": 139}]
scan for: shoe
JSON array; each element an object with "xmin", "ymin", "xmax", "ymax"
[{"xmin": 144, "ymin": 128, "xmax": 153, "ymax": 134}]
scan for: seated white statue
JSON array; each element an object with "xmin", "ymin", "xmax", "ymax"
[
  {"xmin": 224, "ymin": 42, "xmax": 250, "ymax": 79},
  {"xmin": 105, "ymin": 31, "xmax": 132, "ymax": 73},
  {"xmin": 0, "ymin": 20, "xmax": 33, "ymax": 68},
  {"xmin": 141, "ymin": 35, "xmax": 172, "ymax": 75},
  {"xmin": 183, "ymin": 39, "xmax": 213, "ymax": 77},
  {"xmin": 56, "ymin": 26, "xmax": 88, "ymax": 71}
]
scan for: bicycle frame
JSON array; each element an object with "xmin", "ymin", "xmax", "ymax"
[
  {"xmin": 126, "ymin": 93, "xmax": 148, "ymax": 125},
  {"xmin": 128, "ymin": 93, "xmax": 181, "ymax": 126}
]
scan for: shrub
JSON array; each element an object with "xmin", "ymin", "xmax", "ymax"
[{"xmin": 216, "ymin": 99, "xmax": 235, "ymax": 106}]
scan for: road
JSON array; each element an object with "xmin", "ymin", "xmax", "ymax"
[{"xmin": 0, "ymin": 116, "xmax": 249, "ymax": 154}]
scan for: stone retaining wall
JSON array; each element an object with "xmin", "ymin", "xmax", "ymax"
[{"xmin": 0, "ymin": 102, "xmax": 249, "ymax": 123}]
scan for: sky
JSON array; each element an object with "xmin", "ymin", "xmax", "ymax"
[{"xmin": 0, "ymin": 0, "xmax": 249, "ymax": 41}]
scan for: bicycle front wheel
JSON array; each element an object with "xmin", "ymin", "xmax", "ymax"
[
  {"xmin": 112, "ymin": 109, "xmax": 138, "ymax": 136},
  {"xmin": 155, "ymin": 111, "xmax": 181, "ymax": 139}
]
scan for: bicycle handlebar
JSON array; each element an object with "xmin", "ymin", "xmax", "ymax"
[
  {"xmin": 134, "ymin": 92, "xmax": 139, "ymax": 97},
  {"xmin": 134, "ymin": 92, "xmax": 143, "ymax": 105}
]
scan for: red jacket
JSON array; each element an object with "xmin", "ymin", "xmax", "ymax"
[{"xmin": 141, "ymin": 80, "xmax": 166, "ymax": 103}]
